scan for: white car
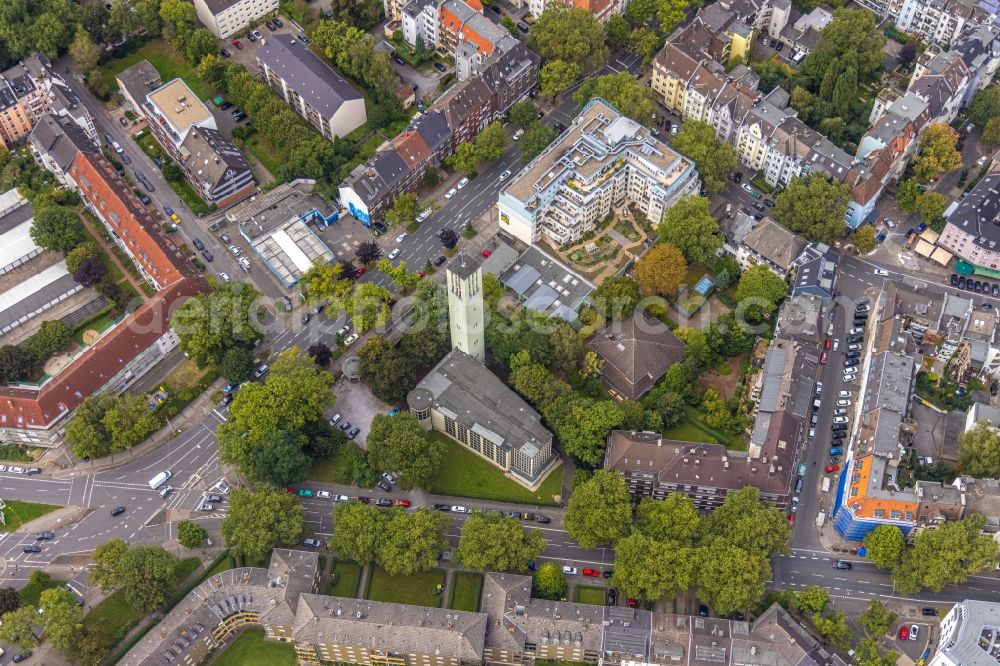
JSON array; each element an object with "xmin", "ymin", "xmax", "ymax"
[
  {"xmin": 219, "ymin": 272, "xmax": 231, "ymax": 282},
  {"xmin": 741, "ymin": 183, "xmax": 756, "ymax": 196},
  {"xmin": 844, "ymin": 372, "xmax": 857, "ymax": 382},
  {"xmin": 388, "ymin": 248, "xmax": 401, "ymax": 260},
  {"xmin": 832, "ymin": 339, "xmax": 840, "ymax": 351},
  {"xmin": 562, "ymin": 566, "xmax": 578, "ymax": 574},
  {"xmin": 344, "ymin": 333, "xmax": 359, "ymax": 346},
  {"xmin": 874, "ymin": 268, "xmax": 889, "ymax": 276},
  {"xmin": 416, "ymin": 208, "xmax": 432, "ymax": 223},
  {"xmin": 670, "ymin": 123, "xmax": 678, "ymax": 135},
  {"xmin": 334, "ymin": 494, "xmax": 350, "ymax": 502},
  {"xmin": 883, "ymin": 218, "xmax": 895, "ymax": 229},
  {"xmin": 445, "ymin": 188, "xmax": 457, "ymax": 199},
  {"xmin": 838, "ymin": 390, "xmax": 852, "ymax": 398},
  {"xmin": 815, "ymin": 381, "xmax": 823, "ymax": 394},
  {"xmin": 229, "ymin": 245, "xmax": 241, "ymax": 257},
  {"xmin": 337, "ymin": 325, "xmax": 351, "ymax": 336},
  {"xmin": 214, "ymin": 481, "xmax": 231, "ymax": 495},
  {"xmin": 849, "ymin": 327, "xmax": 864, "ymax": 335},
  {"xmin": 847, "ymin": 344, "xmax": 861, "ymax": 351},
  {"xmin": 833, "ymin": 416, "xmax": 849, "ymax": 424},
  {"xmin": 499, "ymin": 169, "xmax": 512, "ymax": 181},
  {"xmin": 978, "ymin": 155, "xmax": 989, "ymax": 167},
  {"xmin": 316, "ymin": 491, "xmax": 331, "ymax": 499},
  {"xmin": 513, "ymin": 129, "xmax": 524, "ymax": 141},
  {"xmin": 0, "ymin": 465, "xmax": 8, "ymax": 472},
  {"xmin": 9, "ymin": 466, "xmax": 23, "ymax": 474},
  {"xmin": 837, "ymin": 399, "xmax": 850, "ymax": 406},
  {"xmin": 451, "ymin": 506, "xmax": 470, "ymax": 513},
  {"xmin": 457, "ymin": 177, "xmax": 469, "ymax": 189},
  {"xmin": 395, "ymin": 232, "xmax": 408, "ymax": 243},
  {"xmin": 791, "ymin": 496, "xmax": 800, "ymax": 512}
]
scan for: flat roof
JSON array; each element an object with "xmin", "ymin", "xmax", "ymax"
[
  {"xmin": 0, "ymin": 262, "xmax": 80, "ymax": 335},
  {"xmin": 146, "ymin": 79, "xmax": 212, "ymax": 134},
  {"xmin": 500, "ymin": 245, "xmax": 594, "ymax": 317},
  {"xmin": 249, "ymin": 218, "xmax": 334, "ymax": 287}
]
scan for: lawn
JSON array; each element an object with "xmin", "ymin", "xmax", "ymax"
[
  {"xmin": 327, "ymin": 560, "xmax": 362, "ymax": 598},
  {"xmin": 426, "ymin": 434, "xmax": 563, "ymax": 506},
  {"xmin": 1, "ymin": 500, "xmax": 60, "ymax": 532},
  {"xmin": 81, "ymin": 588, "xmax": 146, "ymax": 659},
  {"xmin": 573, "ymin": 585, "xmax": 607, "ymax": 606},
  {"xmin": 365, "ymin": 567, "xmax": 445, "ymax": 608},
  {"xmin": 213, "ymin": 627, "xmax": 297, "ymax": 666},
  {"xmin": 101, "ymin": 39, "xmax": 218, "ymax": 101},
  {"xmin": 245, "ymin": 133, "xmax": 283, "ymax": 179},
  {"xmin": 309, "ymin": 442, "xmax": 366, "ymax": 484},
  {"xmin": 448, "ymin": 572, "xmax": 483, "ymax": 612},
  {"xmin": 175, "ymin": 557, "xmax": 202, "ymax": 584},
  {"xmin": 19, "ymin": 572, "xmax": 63, "ymax": 607},
  {"xmin": 660, "ymin": 418, "xmax": 718, "ymax": 445}
]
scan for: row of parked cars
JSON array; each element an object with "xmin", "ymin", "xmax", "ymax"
[
  {"xmin": 328, "ymin": 412, "xmax": 361, "ymax": 440},
  {"xmin": 0, "ymin": 465, "xmax": 41, "ymax": 475},
  {"xmin": 951, "ymin": 273, "xmax": 1000, "ymax": 297}
]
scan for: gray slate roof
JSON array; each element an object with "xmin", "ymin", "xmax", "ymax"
[{"xmin": 257, "ymin": 34, "xmax": 363, "ymax": 117}]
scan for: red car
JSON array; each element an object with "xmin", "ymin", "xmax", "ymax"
[
  {"xmin": 899, "ymin": 625, "xmax": 909, "ymax": 640},
  {"xmin": 482, "ymin": 249, "xmax": 492, "ymax": 257},
  {"xmin": 394, "ymin": 499, "xmax": 411, "ymax": 508},
  {"xmin": 788, "ymin": 514, "xmax": 795, "ymax": 527},
  {"xmin": 628, "ymin": 598, "xmax": 637, "ymax": 608},
  {"xmin": 231, "ymin": 39, "xmax": 243, "ymax": 49},
  {"xmin": 282, "ymin": 487, "xmax": 295, "ymax": 494},
  {"xmin": 582, "ymin": 568, "xmax": 600, "ymax": 577},
  {"xmin": 825, "ymin": 464, "xmax": 840, "ymax": 473},
  {"xmin": 824, "ymin": 338, "xmax": 832, "ymax": 350},
  {"xmin": 358, "ymin": 265, "xmax": 366, "ymax": 275},
  {"xmin": 819, "ymin": 352, "xmax": 828, "ymax": 365},
  {"xmin": 418, "ymin": 271, "xmax": 426, "ymax": 278}
]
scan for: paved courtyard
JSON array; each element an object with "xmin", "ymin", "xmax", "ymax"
[{"xmin": 330, "ymin": 375, "xmax": 391, "ymax": 448}]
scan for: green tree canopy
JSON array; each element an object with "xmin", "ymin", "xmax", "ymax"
[
  {"xmin": 695, "ymin": 539, "xmax": 771, "ymax": 616},
  {"xmin": 771, "ymin": 175, "xmax": 849, "ymax": 244},
  {"xmin": 529, "ymin": 4, "xmax": 608, "ymax": 71},
  {"xmin": 358, "ymin": 335, "xmax": 416, "ymax": 404},
  {"xmin": 476, "ymin": 121, "xmax": 507, "ymax": 162},
  {"xmin": 800, "ymin": 8, "xmax": 885, "ymax": 87},
  {"xmin": 533, "ymin": 562, "xmax": 567, "ymax": 599},
  {"xmin": 30, "ymin": 205, "xmax": 84, "ymax": 251},
  {"xmin": 671, "ymin": 122, "xmax": 738, "ymax": 194},
  {"xmin": 220, "ymin": 488, "xmax": 305, "ymax": 562},
  {"xmin": 612, "ymin": 533, "xmax": 695, "ymax": 601},
  {"xmin": 509, "ymin": 100, "xmax": 539, "ymax": 129},
  {"xmin": 178, "ymin": 521, "xmax": 208, "ymax": 549},
  {"xmin": 573, "ymin": 72, "xmax": 657, "ymax": 125},
  {"xmin": 38, "ymin": 588, "xmax": 83, "ymax": 654},
  {"xmin": 172, "ymin": 282, "xmax": 264, "ymax": 367},
  {"xmin": 519, "ymin": 123, "xmax": 559, "ymax": 165},
  {"xmin": 558, "ymin": 399, "xmax": 624, "ymax": 466},
  {"xmin": 590, "ymin": 276, "xmax": 641, "ymax": 319},
  {"xmin": 366, "ymin": 413, "xmax": 445, "ymax": 489},
  {"xmin": 540, "ymin": 60, "xmax": 581, "ymax": 99},
  {"xmin": 969, "ymin": 85, "xmax": 1000, "ymax": 126},
  {"xmin": 735, "ymin": 265, "xmax": 789, "ymax": 318},
  {"xmin": 702, "ymin": 487, "xmax": 790, "ymax": 558},
  {"xmin": 330, "ymin": 500, "xmax": 385, "ymax": 564},
  {"xmin": 457, "ymin": 512, "xmax": 545, "ymax": 572},
  {"xmin": 913, "ymin": 123, "xmax": 962, "ymax": 183},
  {"xmin": 859, "ymin": 599, "xmax": 897, "ymax": 638},
  {"xmin": 385, "ymin": 192, "xmax": 418, "ymax": 227},
  {"xmin": 893, "ymin": 514, "xmax": 998, "ymax": 593},
  {"xmin": 635, "ymin": 494, "xmax": 701, "ymax": 546},
  {"xmin": 635, "ymin": 242, "xmax": 686, "ymax": 296},
  {"xmin": 852, "ymin": 226, "xmax": 877, "ymax": 254},
  {"xmin": 863, "ymin": 524, "xmax": 906, "ymax": 570},
  {"xmin": 564, "ymin": 470, "xmax": 634, "ymax": 548},
  {"xmin": 657, "ymin": 195, "xmax": 724, "ymax": 263},
  {"xmin": 959, "ymin": 420, "xmax": 1000, "ymax": 478},
  {"xmin": 378, "ymin": 509, "xmax": 450, "ymax": 576}
]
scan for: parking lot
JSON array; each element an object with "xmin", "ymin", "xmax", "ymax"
[{"xmin": 328, "ymin": 377, "xmax": 391, "ymax": 448}]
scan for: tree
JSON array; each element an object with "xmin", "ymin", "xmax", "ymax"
[
  {"xmin": 893, "ymin": 514, "xmax": 998, "ymax": 593},
  {"xmin": 550, "ymin": 323, "xmax": 583, "ymax": 373},
  {"xmin": 859, "ymin": 599, "xmax": 896, "ymax": 638},
  {"xmin": 913, "ymin": 123, "xmax": 962, "ymax": 183},
  {"xmin": 439, "ymin": 227, "xmax": 458, "ymax": 249},
  {"xmin": 612, "ymin": 533, "xmax": 695, "ymax": 601},
  {"xmin": 695, "ymin": 540, "xmax": 770, "ymax": 616},
  {"xmin": 529, "ymin": 4, "xmax": 608, "ymax": 71},
  {"xmin": 791, "ymin": 585, "xmax": 829, "ymax": 615},
  {"xmin": 476, "ymin": 121, "xmax": 507, "ymax": 162},
  {"xmin": 378, "ymin": 509, "xmax": 450, "ymax": 575},
  {"xmin": 960, "ymin": 420, "xmax": 1000, "ymax": 478},
  {"xmin": 72, "ymin": 256, "xmax": 106, "ymax": 287},
  {"xmin": 533, "ymin": 562, "xmax": 567, "ymax": 599},
  {"xmin": 178, "ymin": 521, "xmax": 208, "ymax": 548},
  {"xmin": 790, "ymin": 86, "xmax": 815, "ymax": 122},
  {"xmin": 220, "ymin": 345, "xmax": 255, "ymax": 382},
  {"xmin": 703, "ymin": 486, "xmax": 790, "ymax": 558},
  {"xmin": 635, "ymin": 494, "xmax": 700, "ymax": 545},
  {"xmin": 771, "ymin": 175, "xmax": 849, "ymax": 244},
  {"xmin": 0, "ymin": 345, "xmax": 31, "ymax": 384},
  {"xmin": 69, "ymin": 24, "xmax": 99, "ymax": 74},
  {"xmin": 736, "ymin": 265, "xmax": 788, "ymax": 318},
  {"xmin": 104, "ymin": 393, "xmax": 160, "ymax": 453},
  {"xmin": 832, "ymin": 64, "xmax": 858, "ymax": 116},
  {"xmin": 377, "ymin": 259, "xmax": 420, "ymax": 291},
  {"xmin": 356, "ymin": 239, "xmax": 383, "ymax": 264},
  {"xmin": 221, "ymin": 488, "xmax": 305, "ymax": 562},
  {"xmin": 519, "ymin": 123, "xmax": 558, "ymax": 165},
  {"xmin": 446, "ymin": 141, "xmax": 479, "ymax": 176},
  {"xmin": 564, "ymin": 470, "xmax": 633, "ymax": 548},
  {"xmin": 625, "ymin": 0, "xmax": 656, "ymax": 26},
  {"xmin": 558, "ymin": 399, "xmax": 624, "ymax": 465},
  {"xmin": 853, "ymin": 638, "xmax": 898, "ymax": 666},
  {"xmin": 65, "ymin": 241, "xmax": 99, "ymax": 274},
  {"xmin": 899, "ymin": 42, "xmax": 917, "ymax": 69},
  {"xmin": 172, "ymin": 282, "xmax": 263, "ymax": 367},
  {"xmin": 800, "ymin": 9, "xmax": 885, "ymax": 88},
  {"xmin": 358, "ymin": 336, "xmax": 415, "ymax": 403},
  {"xmin": 330, "ymin": 501, "xmax": 385, "ymax": 564},
  {"xmin": 915, "ymin": 191, "xmax": 949, "ymax": 229},
  {"xmin": 896, "ymin": 178, "xmax": 919, "ymax": 213},
  {"xmin": 651, "ymin": 390, "xmax": 686, "ymax": 427},
  {"xmin": 65, "ymin": 392, "xmax": 159, "ymax": 459},
  {"xmin": 635, "ymin": 243, "xmax": 686, "ymax": 296},
  {"xmin": 671, "ymin": 122, "xmax": 738, "ymax": 195},
  {"xmin": 457, "ymin": 512, "xmax": 545, "ymax": 572},
  {"xmin": 605, "ymin": 15, "xmax": 631, "ymax": 48},
  {"xmin": 540, "ymin": 60, "xmax": 581, "ymax": 99},
  {"xmin": 30, "ymin": 205, "xmax": 83, "ymax": 251},
  {"xmin": 862, "ymin": 524, "xmax": 906, "ymax": 570},
  {"xmin": 510, "ymin": 100, "xmax": 539, "ymax": 129},
  {"xmin": 631, "ymin": 27, "xmax": 662, "ymax": 66},
  {"xmin": 812, "ymin": 608, "xmax": 852, "ymax": 648},
  {"xmin": 983, "ymin": 117, "xmax": 1000, "ymax": 147},
  {"xmin": 591, "ymin": 276, "xmax": 640, "ymax": 319},
  {"xmin": 38, "ymin": 587, "xmax": 83, "ymax": 654},
  {"xmin": 347, "ymin": 282, "xmax": 393, "ymax": 332},
  {"xmin": 385, "ymin": 192, "xmax": 418, "ymax": 227},
  {"xmin": 851, "ymin": 226, "xmax": 877, "ymax": 254},
  {"xmin": 117, "ymin": 545, "xmax": 181, "ymax": 612},
  {"xmin": 307, "ymin": 342, "xmax": 333, "ymax": 367},
  {"xmin": 574, "ymin": 72, "xmax": 656, "ymax": 125},
  {"xmin": 657, "ymin": 196, "xmax": 723, "ymax": 263},
  {"xmin": 0, "ymin": 606, "xmax": 36, "ymax": 651},
  {"xmin": 968, "ymin": 84, "xmax": 1000, "ymax": 126},
  {"xmin": 0, "ymin": 587, "xmax": 19, "ymax": 615},
  {"xmin": 185, "ymin": 27, "xmax": 217, "ymax": 65},
  {"xmin": 367, "ymin": 413, "xmax": 444, "ymax": 489}
]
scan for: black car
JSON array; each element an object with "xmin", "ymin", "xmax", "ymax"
[
  {"xmin": 847, "ymin": 335, "xmax": 863, "ymax": 343},
  {"xmin": 234, "ymin": 112, "xmax": 247, "ymax": 122},
  {"xmin": 607, "ymin": 588, "xmax": 617, "ymax": 606},
  {"xmin": 202, "ymin": 250, "xmax": 214, "ymax": 262},
  {"xmin": 273, "ymin": 17, "xmax": 283, "ymax": 27},
  {"xmin": 951, "ymin": 273, "xmax": 959, "ymax": 286},
  {"xmin": 392, "ymin": 54, "xmax": 405, "ymax": 65},
  {"xmin": 348, "ymin": 427, "xmax": 360, "ymax": 440},
  {"xmin": 266, "ymin": 20, "xmax": 277, "ymax": 30},
  {"xmin": 966, "ymin": 279, "xmax": 975, "ymax": 291},
  {"xmin": 377, "ymin": 479, "xmax": 392, "ymax": 491},
  {"xmin": 434, "ymin": 255, "xmax": 447, "ymax": 267},
  {"xmin": 516, "ymin": 22, "xmax": 529, "ymax": 32},
  {"xmin": 433, "ymin": 503, "xmax": 451, "ymax": 511},
  {"xmin": 603, "ymin": 570, "xmax": 613, "ymax": 578},
  {"xmin": 993, "ymin": 284, "xmax": 1000, "ymax": 297},
  {"xmin": 831, "ymin": 431, "xmax": 847, "ymax": 439},
  {"xmin": 751, "ymin": 201, "xmax": 764, "ymax": 211},
  {"xmin": 375, "ymin": 498, "xmax": 393, "ymax": 507},
  {"xmin": 221, "ymin": 393, "xmax": 234, "ymax": 407},
  {"xmin": 844, "ymin": 358, "xmax": 859, "ymax": 367},
  {"xmin": 921, "ymin": 607, "xmax": 939, "ymax": 616},
  {"xmin": 25, "ymin": 467, "xmax": 40, "ymax": 475},
  {"xmin": 434, "ymin": 62, "xmax": 447, "ymax": 72},
  {"xmin": 220, "ymin": 101, "xmax": 233, "ymax": 110},
  {"xmin": 372, "ymin": 221, "xmax": 388, "ymax": 234},
  {"xmin": 699, "ymin": 604, "xmax": 709, "ymax": 617},
  {"xmin": 302, "ymin": 312, "xmax": 311, "ymax": 324},
  {"xmin": 12, "ymin": 652, "xmax": 31, "ymax": 663},
  {"xmin": 832, "ymin": 423, "xmax": 847, "ymax": 431},
  {"xmin": 111, "ymin": 506, "xmax": 127, "ymax": 517},
  {"xmin": 846, "ymin": 351, "xmax": 861, "ymax": 359},
  {"xmin": 35, "ymin": 531, "xmax": 54, "ymax": 540},
  {"xmin": 975, "ymin": 280, "xmax": 983, "ymax": 293},
  {"xmin": 763, "ymin": 199, "xmax": 775, "ymax": 207},
  {"xmin": 23, "ymin": 545, "xmax": 42, "ymax": 553},
  {"xmin": 733, "ymin": 171, "xmax": 743, "ymax": 182}
]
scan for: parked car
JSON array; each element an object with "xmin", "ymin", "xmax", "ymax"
[
  {"xmin": 582, "ymin": 568, "xmax": 600, "ymax": 577},
  {"xmin": 899, "ymin": 625, "xmax": 909, "ymax": 640},
  {"xmin": 451, "ymin": 506, "xmax": 470, "ymax": 513},
  {"xmin": 833, "ymin": 560, "xmax": 852, "ymax": 570},
  {"xmin": 825, "ymin": 464, "xmax": 839, "ymax": 473},
  {"xmin": 303, "ymin": 538, "xmax": 322, "ymax": 547},
  {"xmin": 921, "ymin": 608, "xmax": 939, "ymax": 616},
  {"xmin": 562, "ymin": 566, "xmax": 578, "ymax": 574}
]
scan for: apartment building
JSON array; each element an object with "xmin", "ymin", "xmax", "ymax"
[
  {"xmin": 193, "ymin": 0, "xmax": 279, "ymax": 38},
  {"xmin": 143, "ymin": 79, "xmax": 217, "ymax": 158},
  {"xmin": 938, "ymin": 172, "xmax": 1000, "ymax": 272},
  {"xmin": 339, "ymin": 43, "xmax": 538, "ymax": 225},
  {"xmin": 528, "ymin": 0, "xmax": 627, "ymax": 23},
  {"xmin": 929, "ymin": 600, "xmax": 1000, "ymax": 666},
  {"xmin": 7, "ymin": 114, "xmax": 207, "ymax": 445},
  {"xmin": 907, "ymin": 49, "xmax": 971, "ymax": 125},
  {"xmin": 855, "ymin": 0, "xmax": 993, "ymax": 45},
  {"xmin": 668, "ymin": 2, "xmax": 755, "ymax": 67},
  {"xmin": 178, "ymin": 126, "xmax": 256, "ymax": 208},
  {"xmin": 498, "ymin": 98, "xmax": 700, "ymax": 246},
  {"xmin": 737, "ymin": 217, "xmax": 808, "ymax": 274},
  {"xmin": 257, "ymin": 34, "xmax": 367, "ymax": 141}
]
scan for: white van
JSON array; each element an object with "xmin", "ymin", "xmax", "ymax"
[
  {"xmin": 148, "ymin": 470, "xmax": 172, "ymax": 490},
  {"xmin": 112, "ymin": 141, "xmax": 123, "ymax": 154}
]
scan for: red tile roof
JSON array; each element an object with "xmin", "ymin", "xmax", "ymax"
[{"xmin": 0, "ymin": 149, "xmax": 208, "ymax": 434}]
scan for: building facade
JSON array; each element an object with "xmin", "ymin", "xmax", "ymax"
[
  {"xmin": 143, "ymin": 79, "xmax": 217, "ymax": 158},
  {"xmin": 178, "ymin": 126, "xmax": 256, "ymax": 208},
  {"xmin": 193, "ymin": 0, "xmax": 279, "ymax": 38},
  {"xmin": 447, "ymin": 253, "xmax": 485, "ymax": 362},
  {"xmin": 929, "ymin": 600, "xmax": 1000, "ymax": 666},
  {"xmin": 498, "ymin": 98, "xmax": 700, "ymax": 246}
]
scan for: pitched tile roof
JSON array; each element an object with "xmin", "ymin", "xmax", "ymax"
[{"xmin": 589, "ymin": 313, "xmax": 686, "ymax": 399}]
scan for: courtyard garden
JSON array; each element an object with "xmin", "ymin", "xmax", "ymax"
[
  {"xmin": 365, "ymin": 567, "xmax": 446, "ymax": 608},
  {"xmin": 448, "ymin": 572, "xmax": 484, "ymax": 612}
]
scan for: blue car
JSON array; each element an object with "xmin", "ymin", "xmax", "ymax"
[
  {"xmin": 830, "ymin": 447, "xmax": 843, "ymax": 455},
  {"xmin": 164, "ymin": 205, "xmax": 174, "ymax": 217}
]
